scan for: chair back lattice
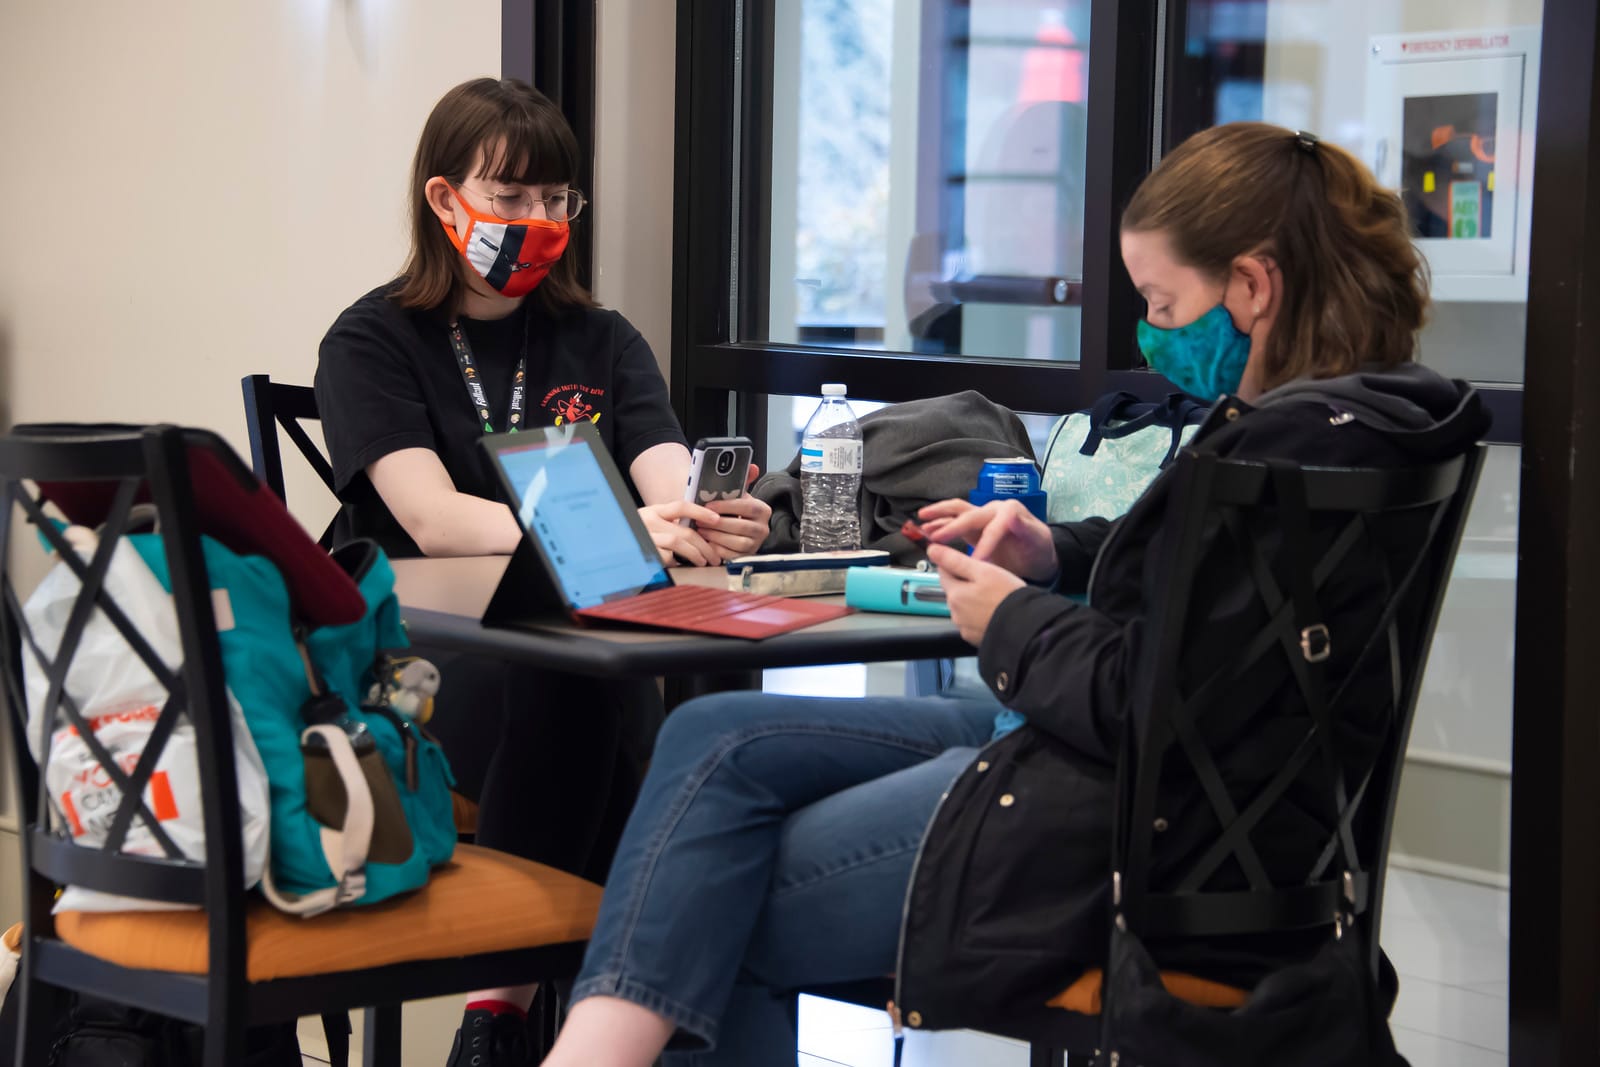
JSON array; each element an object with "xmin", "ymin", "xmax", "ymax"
[
  {"xmin": 240, "ymin": 374, "xmax": 336, "ymax": 547},
  {"xmin": 1114, "ymin": 447, "xmax": 1485, "ymax": 977},
  {"xmin": 0, "ymin": 425, "xmax": 248, "ymax": 916}
]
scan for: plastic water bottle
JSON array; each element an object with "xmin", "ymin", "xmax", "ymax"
[{"xmin": 800, "ymin": 384, "xmax": 864, "ymax": 553}]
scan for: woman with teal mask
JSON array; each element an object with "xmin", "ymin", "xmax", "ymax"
[
  {"xmin": 1122, "ymin": 179, "xmax": 1276, "ymax": 403},
  {"xmin": 1119, "ymin": 126, "xmax": 1426, "ymax": 407},
  {"xmin": 1123, "ymin": 208, "xmax": 1267, "ymax": 402},
  {"xmin": 529, "ymin": 123, "xmax": 1487, "ymax": 1067}
]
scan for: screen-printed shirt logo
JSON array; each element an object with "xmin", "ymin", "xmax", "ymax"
[{"xmin": 542, "ymin": 383, "xmax": 606, "ymax": 426}]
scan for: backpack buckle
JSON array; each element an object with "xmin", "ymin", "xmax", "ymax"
[
  {"xmin": 1300, "ymin": 624, "xmax": 1332, "ymax": 663},
  {"xmin": 335, "ymin": 867, "xmax": 368, "ymax": 906}
]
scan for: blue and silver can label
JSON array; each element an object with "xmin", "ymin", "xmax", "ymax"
[{"xmin": 977, "ymin": 457, "xmax": 1040, "ymax": 497}]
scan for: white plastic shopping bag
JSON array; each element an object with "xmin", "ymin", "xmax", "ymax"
[{"xmin": 21, "ymin": 528, "xmax": 270, "ymax": 912}]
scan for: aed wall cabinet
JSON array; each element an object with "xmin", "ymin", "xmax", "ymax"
[{"xmin": 1366, "ymin": 27, "xmax": 1540, "ymax": 303}]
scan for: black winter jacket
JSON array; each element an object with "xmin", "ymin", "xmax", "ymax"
[{"xmin": 895, "ymin": 363, "xmax": 1489, "ymax": 1031}]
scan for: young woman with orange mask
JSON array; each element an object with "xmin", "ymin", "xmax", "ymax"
[{"xmin": 314, "ymin": 78, "xmax": 772, "ymax": 1066}]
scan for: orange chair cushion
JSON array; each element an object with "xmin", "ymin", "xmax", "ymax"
[
  {"xmin": 53, "ymin": 844, "xmax": 600, "ymax": 983},
  {"xmin": 1048, "ymin": 967, "xmax": 1250, "ymax": 1015}
]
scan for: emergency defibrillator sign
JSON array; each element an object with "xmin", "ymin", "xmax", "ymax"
[{"xmin": 1367, "ymin": 26, "xmax": 1540, "ymax": 302}]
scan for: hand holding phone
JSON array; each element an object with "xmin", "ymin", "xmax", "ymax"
[{"xmin": 682, "ymin": 437, "xmax": 754, "ymax": 526}]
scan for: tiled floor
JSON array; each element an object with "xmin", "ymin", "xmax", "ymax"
[
  {"xmin": 1381, "ymin": 868, "xmax": 1510, "ymax": 1065},
  {"xmin": 300, "ymin": 867, "xmax": 1508, "ymax": 1066}
]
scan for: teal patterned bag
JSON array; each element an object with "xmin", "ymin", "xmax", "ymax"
[{"xmin": 1041, "ymin": 391, "xmax": 1210, "ymax": 523}]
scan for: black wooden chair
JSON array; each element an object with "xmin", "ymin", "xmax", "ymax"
[
  {"xmin": 813, "ymin": 445, "xmax": 1485, "ymax": 1065},
  {"xmin": 0, "ymin": 424, "xmax": 600, "ymax": 1066},
  {"xmin": 241, "ymin": 374, "xmax": 338, "ymax": 547}
]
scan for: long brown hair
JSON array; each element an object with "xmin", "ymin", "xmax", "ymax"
[
  {"xmin": 1122, "ymin": 122, "xmax": 1428, "ymax": 390},
  {"xmin": 394, "ymin": 78, "xmax": 595, "ymax": 315}
]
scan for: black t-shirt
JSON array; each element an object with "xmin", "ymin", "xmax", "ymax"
[{"xmin": 315, "ymin": 284, "xmax": 686, "ymax": 557}]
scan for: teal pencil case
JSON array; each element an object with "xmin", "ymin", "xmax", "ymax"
[{"xmin": 844, "ymin": 567, "xmax": 951, "ymax": 617}]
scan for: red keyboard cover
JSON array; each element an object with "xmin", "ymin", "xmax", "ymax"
[{"xmin": 574, "ymin": 583, "xmax": 851, "ymax": 639}]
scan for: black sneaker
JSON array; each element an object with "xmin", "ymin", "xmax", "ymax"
[{"xmin": 445, "ymin": 1009, "xmax": 534, "ymax": 1067}]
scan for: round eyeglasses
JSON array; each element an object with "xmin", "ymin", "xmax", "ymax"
[{"xmin": 464, "ymin": 185, "xmax": 587, "ymax": 223}]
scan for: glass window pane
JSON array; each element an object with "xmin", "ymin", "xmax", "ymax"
[
  {"xmin": 1168, "ymin": 0, "xmax": 1543, "ymax": 385},
  {"xmin": 766, "ymin": 0, "xmax": 1090, "ymax": 361}
]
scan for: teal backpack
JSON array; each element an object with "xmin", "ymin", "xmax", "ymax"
[
  {"xmin": 129, "ymin": 532, "xmax": 457, "ymax": 914},
  {"xmin": 126, "ymin": 532, "xmax": 457, "ymax": 914}
]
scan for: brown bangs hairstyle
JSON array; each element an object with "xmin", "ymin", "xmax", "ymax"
[
  {"xmin": 1122, "ymin": 122, "xmax": 1429, "ymax": 391},
  {"xmin": 395, "ymin": 77, "xmax": 596, "ymax": 315}
]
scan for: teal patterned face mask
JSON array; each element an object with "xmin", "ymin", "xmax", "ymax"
[{"xmin": 1135, "ymin": 303, "xmax": 1252, "ymax": 401}]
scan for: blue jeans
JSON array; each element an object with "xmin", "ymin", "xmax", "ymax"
[{"xmin": 569, "ymin": 690, "xmax": 1000, "ymax": 1064}]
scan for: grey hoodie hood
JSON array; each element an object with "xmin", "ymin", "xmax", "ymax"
[{"xmin": 1255, "ymin": 361, "xmax": 1491, "ymax": 459}]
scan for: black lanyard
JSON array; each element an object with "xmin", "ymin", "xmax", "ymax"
[{"xmin": 447, "ymin": 317, "xmax": 527, "ymax": 434}]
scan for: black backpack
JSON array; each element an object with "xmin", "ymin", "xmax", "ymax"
[{"xmin": 34, "ymin": 994, "xmax": 301, "ymax": 1067}]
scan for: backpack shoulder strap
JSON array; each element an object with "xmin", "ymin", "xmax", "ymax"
[{"xmin": 259, "ymin": 724, "xmax": 373, "ymax": 916}]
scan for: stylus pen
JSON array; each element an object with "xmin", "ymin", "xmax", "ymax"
[{"xmin": 901, "ymin": 582, "xmax": 948, "ymax": 605}]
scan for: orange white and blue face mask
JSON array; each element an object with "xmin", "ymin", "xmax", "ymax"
[{"xmin": 443, "ymin": 185, "xmax": 570, "ymax": 299}]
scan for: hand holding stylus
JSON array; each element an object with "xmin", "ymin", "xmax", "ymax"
[
  {"xmin": 918, "ymin": 498, "xmax": 1057, "ymax": 583},
  {"xmin": 927, "ymin": 542, "xmax": 1024, "ymax": 646}
]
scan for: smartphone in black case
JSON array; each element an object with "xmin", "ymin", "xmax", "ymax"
[{"xmin": 682, "ymin": 436, "xmax": 754, "ymax": 525}]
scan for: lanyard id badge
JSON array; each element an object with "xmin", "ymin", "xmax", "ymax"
[{"xmin": 447, "ymin": 317, "xmax": 528, "ymax": 434}]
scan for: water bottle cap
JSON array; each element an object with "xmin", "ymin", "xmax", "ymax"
[{"xmin": 821, "ymin": 383, "xmax": 848, "ymax": 397}]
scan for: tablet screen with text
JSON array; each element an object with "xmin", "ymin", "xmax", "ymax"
[{"xmin": 490, "ymin": 430, "xmax": 669, "ymax": 609}]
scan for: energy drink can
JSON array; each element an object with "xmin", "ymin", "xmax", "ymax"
[
  {"xmin": 976, "ymin": 458, "xmax": 1040, "ymax": 497},
  {"xmin": 970, "ymin": 457, "xmax": 1047, "ymax": 521}
]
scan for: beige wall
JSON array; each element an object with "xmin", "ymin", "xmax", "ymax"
[
  {"xmin": 594, "ymin": 0, "xmax": 678, "ymax": 375},
  {"xmin": 0, "ymin": 1, "xmax": 503, "ymax": 528},
  {"xmin": 0, "ymin": 0, "xmax": 679, "ymax": 514}
]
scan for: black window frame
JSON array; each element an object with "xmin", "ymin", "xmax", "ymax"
[
  {"xmin": 671, "ymin": 0, "xmax": 1174, "ymax": 454},
  {"xmin": 670, "ymin": 0, "xmax": 1520, "ymax": 454},
  {"xmin": 504, "ymin": 0, "xmax": 598, "ymax": 292}
]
